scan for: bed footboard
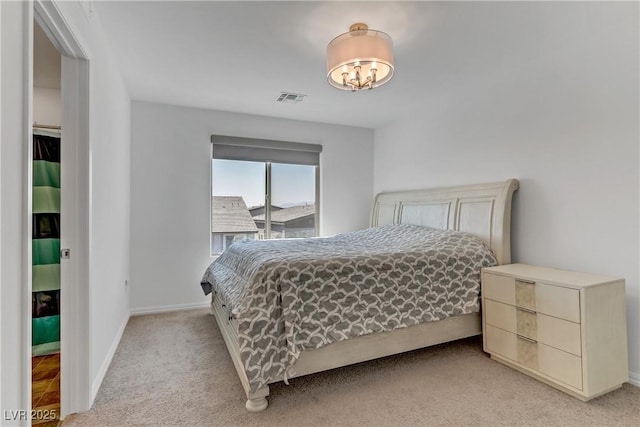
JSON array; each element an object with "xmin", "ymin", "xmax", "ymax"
[{"xmin": 211, "ymin": 290, "xmax": 481, "ymax": 412}]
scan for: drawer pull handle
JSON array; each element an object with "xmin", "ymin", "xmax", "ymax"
[
  {"xmin": 516, "ymin": 279, "xmax": 536, "ymax": 284},
  {"xmin": 517, "ymin": 307, "xmax": 536, "ymax": 314},
  {"xmin": 517, "ymin": 334, "xmax": 537, "ymax": 344}
]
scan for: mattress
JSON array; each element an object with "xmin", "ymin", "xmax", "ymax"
[{"xmin": 201, "ymin": 224, "xmax": 497, "ymax": 392}]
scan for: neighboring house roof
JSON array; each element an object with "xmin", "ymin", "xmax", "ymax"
[
  {"xmin": 211, "ymin": 196, "xmax": 258, "ymax": 233},
  {"xmin": 248, "ymin": 205, "xmax": 282, "ymax": 216},
  {"xmin": 253, "ymin": 204, "xmax": 315, "ymax": 224}
]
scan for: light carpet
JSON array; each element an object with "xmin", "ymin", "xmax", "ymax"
[{"xmin": 64, "ymin": 309, "xmax": 639, "ymax": 426}]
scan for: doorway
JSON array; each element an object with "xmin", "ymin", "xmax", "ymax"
[
  {"xmin": 31, "ymin": 0, "xmax": 92, "ymax": 419},
  {"xmin": 31, "ymin": 18, "xmax": 62, "ymax": 425}
]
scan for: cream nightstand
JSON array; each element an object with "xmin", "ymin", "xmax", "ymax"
[{"xmin": 481, "ymin": 263, "xmax": 629, "ymax": 401}]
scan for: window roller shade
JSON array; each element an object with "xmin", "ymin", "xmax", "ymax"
[{"xmin": 211, "ymin": 135, "xmax": 322, "ymax": 166}]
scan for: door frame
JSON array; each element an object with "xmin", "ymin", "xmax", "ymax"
[{"xmin": 33, "ymin": 0, "xmax": 91, "ymax": 417}]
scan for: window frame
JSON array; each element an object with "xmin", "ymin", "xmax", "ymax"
[{"xmin": 210, "ymin": 136, "xmax": 321, "ymax": 255}]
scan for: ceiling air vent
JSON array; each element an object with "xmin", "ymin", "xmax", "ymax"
[{"xmin": 276, "ymin": 92, "xmax": 307, "ymax": 103}]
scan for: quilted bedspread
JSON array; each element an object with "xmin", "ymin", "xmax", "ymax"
[{"xmin": 201, "ymin": 224, "xmax": 497, "ymax": 392}]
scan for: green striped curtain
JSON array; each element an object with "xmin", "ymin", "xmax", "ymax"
[{"xmin": 32, "ymin": 129, "xmax": 61, "ymax": 356}]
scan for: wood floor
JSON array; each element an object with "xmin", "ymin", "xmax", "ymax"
[{"xmin": 32, "ymin": 353, "xmax": 61, "ymax": 426}]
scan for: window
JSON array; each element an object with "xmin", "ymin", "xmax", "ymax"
[{"xmin": 210, "ymin": 135, "xmax": 321, "ymax": 254}]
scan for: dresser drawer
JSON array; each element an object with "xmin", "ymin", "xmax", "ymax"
[
  {"xmin": 483, "ymin": 273, "xmax": 580, "ymax": 323},
  {"xmin": 484, "ymin": 299, "xmax": 539, "ymax": 342},
  {"xmin": 484, "ymin": 299, "xmax": 516, "ymax": 333},
  {"xmin": 483, "ymin": 272, "xmax": 516, "ymax": 305},
  {"xmin": 485, "ymin": 324, "xmax": 517, "ymax": 361},
  {"xmin": 485, "ymin": 325, "xmax": 583, "ymax": 390},
  {"xmin": 534, "ymin": 283, "xmax": 580, "ymax": 323},
  {"xmin": 485, "ymin": 325, "xmax": 541, "ymax": 371},
  {"xmin": 537, "ymin": 313, "xmax": 581, "ymax": 356},
  {"xmin": 484, "ymin": 300, "xmax": 581, "ymax": 356},
  {"xmin": 538, "ymin": 343, "xmax": 583, "ymax": 390}
]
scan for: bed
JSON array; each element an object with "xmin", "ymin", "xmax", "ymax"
[{"xmin": 202, "ymin": 179, "xmax": 519, "ymax": 411}]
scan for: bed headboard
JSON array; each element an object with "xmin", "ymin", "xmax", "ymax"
[{"xmin": 370, "ymin": 179, "xmax": 519, "ymax": 265}]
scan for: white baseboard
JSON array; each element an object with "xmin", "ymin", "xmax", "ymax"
[
  {"xmin": 130, "ymin": 301, "xmax": 210, "ymax": 316},
  {"xmin": 91, "ymin": 312, "xmax": 130, "ymax": 403},
  {"xmin": 629, "ymin": 371, "xmax": 640, "ymax": 388}
]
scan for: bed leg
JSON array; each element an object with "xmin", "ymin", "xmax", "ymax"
[
  {"xmin": 245, "ymin": 386, "xmax": 269, "ymax": 412},
  {"xmin": 245, "ymin": 396, "xmax": 268, "ymax": 412}
]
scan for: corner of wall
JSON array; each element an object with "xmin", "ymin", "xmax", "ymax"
[
  {"xmin": 90, "ymin": 311, "xmax": 129, "ymax": 403},
  {"xmin": 629, "ymin": 371, "xmax": 640, "ymax": 388}
]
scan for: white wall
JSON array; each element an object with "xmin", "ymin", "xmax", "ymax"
[
  {"xmin": 373, "ymin": 2, "xmax": 639, "ymax": 379},
  {"xmin": 1, "ymin": 0, "xmax": 131, "ymax": 417},
  {"xmin": 130, "ymin": 101, "xmax": 374, "ymax": 312},
  {"xmin": 33, "ymin": 87, "xmax": 61, "ymax": 126}
]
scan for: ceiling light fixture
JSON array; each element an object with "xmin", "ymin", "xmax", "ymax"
[{"xmin": 326, "ymin": 23, "xmax": 394, "ymax": 92}]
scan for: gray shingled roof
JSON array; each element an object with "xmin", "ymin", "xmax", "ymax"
[
  {"xmin": 211, "ymin": 196, "xmax": 258, "ymax": 233},
  {"xmin": 253, "ymin": 204, "xmax": 315, "ymax": 224}
]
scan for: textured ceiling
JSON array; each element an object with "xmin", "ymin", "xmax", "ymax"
[
  {"xmin": 92, "ymin": 1, "xmax": 580, "ymax": 129},
  {"xmin": 92, "ymin": 1, "xmax": 455, "ymax": 129}
]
